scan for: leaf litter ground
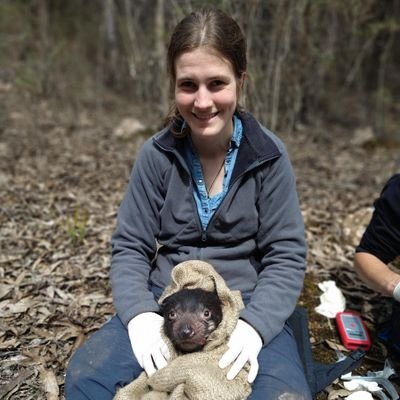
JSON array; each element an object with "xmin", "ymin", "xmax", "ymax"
[{"xmin": 1, "ymin": 89, "xmax": 399, "ymax": 399}]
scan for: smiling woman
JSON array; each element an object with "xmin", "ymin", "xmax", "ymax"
[
  {"xmin": 174, "ymin": 48, "xmax": 240, "ymax": 195},
  {"xmin": 64, "ymin": 8, "xmax": 311, "ymax": 400}
]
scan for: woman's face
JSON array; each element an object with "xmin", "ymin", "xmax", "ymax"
[{"xmin": 174, "ymin": 47, "xmax": 241, "ymax": 141}]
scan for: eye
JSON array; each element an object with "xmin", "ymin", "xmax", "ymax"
[
  {"xmin": 209, "ymin": 80, "xmax": 226, "ymax": 90},
  {"xmin": 168, "ymin": 310, "xmax": 177, "ymax": 320},
  {"xmin": 178, "ymin": 81, "xmax": 196, "ymax": 90},
  {"xmin": 203, "ymin": 309, "xmax": 211, "ymax": 319},
  {"xmin": 211, "ymin": 80, "xmax": 224, "ymax": 86}
]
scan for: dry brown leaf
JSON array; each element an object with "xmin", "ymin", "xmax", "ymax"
[
  {"xmin": 0, "ymin": 337, "xmax": 18, "ymax": 349},
  {"xmin": 0, "ymin": 283, "xmax": 13, "ymax": 299},
  {"xmin": 325, "ymin": 339, "xmax": 349, "ymax": 353},
  {"xmin": 0, "ymin": 255, "xmax": 23, "ymax": 264},
  {"xmin": 327, "ymin": 388, "xmax": 353, "ymax": 399},
  {"xmin": 0, "ymin": 297, "xmax": 32, "ymax": 317},
  {"xmin": 39, "ymin": 366, "xmax": 60, "ymax": 400}
]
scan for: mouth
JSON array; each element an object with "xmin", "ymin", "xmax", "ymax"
[
  {"xmin": 174, "ymin": 337, "xmax": 208, "ymax": 352},
  {"xmin": 192, "ymin": 112, "xmax": 218, "ymax": 121}
]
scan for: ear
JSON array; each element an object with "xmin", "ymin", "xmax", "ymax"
[
  {"xmin": 159, "ymin": 298, "xmax": 170, "ymax": 315},
  {"xmin": 236, "ymin": 73, "xmax": 247, "ymax": 105},
  {"xmin": 239, "ymin": 72, "xmax": 246, "ymax": 89}
]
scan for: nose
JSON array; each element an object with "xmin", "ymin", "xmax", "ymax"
[
  {"xmin": 194, "ymin": 86, "xmax": 212, "ymax": 109},
  {"xmin": 178, "ymin": 324, "xmax": 194, "ymax": 339}
]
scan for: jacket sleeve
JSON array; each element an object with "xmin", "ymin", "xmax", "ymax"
[
  {"xmin": 240, "ymin": 143, "xmax": 307, "ymax": 345},
  {"xmin": 110, "ymin": 139, "xmax": 166, "ymax": 326}
]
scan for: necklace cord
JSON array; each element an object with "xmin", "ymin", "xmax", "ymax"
[{"xmin": 206, "ymin": 158, "xmax": 225, "ymax": 195}]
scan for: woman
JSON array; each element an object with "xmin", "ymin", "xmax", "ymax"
[{"xmin": 65, "ymin": 8, "xmax": 311, "ymax": 400}]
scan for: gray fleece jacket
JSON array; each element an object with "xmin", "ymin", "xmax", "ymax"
[{"xmin": 110, "ymin": 112, "xmax": 306, "ymax": 345}]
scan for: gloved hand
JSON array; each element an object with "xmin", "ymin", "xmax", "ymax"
[
  {"xmin": 393, "ymin": 281, "xmax": 400, "ymax": 302},
  {"xmin": 128, "ymin": 312, "xmax": 170, "ymax": 376},
  {"xmin": 218, "ymin": 319, "xmax": 263, "ymax": 383}
]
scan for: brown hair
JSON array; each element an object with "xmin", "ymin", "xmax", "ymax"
[{"xmin": 165, "ymin": 8, "xmax": 247, "ymax": 135}]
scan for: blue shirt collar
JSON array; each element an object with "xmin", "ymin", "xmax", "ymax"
[{"xmin": 231, "ymin": 115, "xmax": 242, "ymax": 148}]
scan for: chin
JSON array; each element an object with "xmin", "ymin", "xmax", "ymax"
[
  {"xmin": 191, "ymin": 122, "xmax": 228, "ymax": 138},
  {"xmin": 176, "ymin": 342, "xmax": 205, "ymax": 353}
]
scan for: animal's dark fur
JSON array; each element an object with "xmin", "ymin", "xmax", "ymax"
[{"xmin": 160, "ymin": 288, "xmax": 223, "ymax": 353}]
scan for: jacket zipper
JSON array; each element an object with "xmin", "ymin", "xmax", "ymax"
[{"xmin": 154, "ymin": 137, "xmax": 279, "ymax": 244}]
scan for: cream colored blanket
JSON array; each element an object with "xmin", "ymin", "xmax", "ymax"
[{"xmin": 114, "ymin": 260, "xmax": 251, "ymax": 400}]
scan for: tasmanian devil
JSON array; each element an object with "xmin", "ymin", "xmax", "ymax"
[{"xmin": 160, "ymin": 288, "xmax": 223, "ymax": 353}]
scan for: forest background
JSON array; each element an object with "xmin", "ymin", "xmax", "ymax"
[
  {"xmin": 1, "ymin": 0, "xmax": 399, "ymax": 137},
  {"xmin": 0, "ymin": 0, "xmax": 400, "ymax": 399}
]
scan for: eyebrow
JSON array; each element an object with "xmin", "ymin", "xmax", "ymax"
[{"xmin": 176, "ymin": 75, "xmax": 230, "ymax": 83}]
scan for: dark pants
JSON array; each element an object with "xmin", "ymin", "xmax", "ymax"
[
  {"xmin": 65, "ymin": 315, "xmax": 312, "ymax": 400},
  {"xmin": 377, "ymin": 300, "xmax": 400, "ymax": 358}
]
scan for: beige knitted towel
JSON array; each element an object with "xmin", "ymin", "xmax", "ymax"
[{"xmin": 114, "ymin": 260, "xmax": 252, "ymax": 400}]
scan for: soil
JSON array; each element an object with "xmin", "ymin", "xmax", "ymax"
[{"xmin": 0, "ymin": 83, "xmax": 399, "ymax": 399}]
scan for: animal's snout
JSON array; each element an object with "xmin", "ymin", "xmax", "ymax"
[{"xmin": 178, "ymin": 324, "xmax": 194, "ymax": 339}]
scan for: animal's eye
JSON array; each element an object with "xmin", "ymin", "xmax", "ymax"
[
  {"xmin": 168, "ymin": 310, "xmax": 176, "ymax": 320},
  {"xmin": 203, "ymin": 309, "xmax": 211, "ymax": 318}
]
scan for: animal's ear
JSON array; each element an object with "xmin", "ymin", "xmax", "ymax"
[
  {"xmin": 159, "ymin": 298, "xmax": 170, "ymax": 315},
  {"xmin": 159, "ymin": 292, "xmax": 177, "ymax": 309}
]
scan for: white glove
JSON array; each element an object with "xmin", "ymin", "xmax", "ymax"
[
  {"xmin": 128, "ymin": 312, "xmax": 170, "ymax": 376},
  {"xmin": 218, "ymin": 319, "xmax": 263, "ymax": 383},
  {"xmin": 393, "ymin": 281, "xmax": 400, "ymax": 302}
]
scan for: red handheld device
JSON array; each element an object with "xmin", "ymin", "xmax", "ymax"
[{"xmin": 336, "ymin": 311, "xmax": 371, "ymax": 351}]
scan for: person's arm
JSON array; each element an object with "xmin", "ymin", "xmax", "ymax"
[
  {"xmin": 354, "ymin": 174, "xmax": 400, "ymax": 301},
  {"xmin": 354, "ymin": 252, "xmax": 400, "ymax": 298},
  {"xmin": 111, "ymin": 139, "xmax": 166, "ymax": 325},
  {"xmin": 111, "ymin": 138, "xmax": 171, "ymax": 375},
  {"xmin": 239, "ymin": 143, "xmax": 307, "ymax": 345},
  {"xmin": 220, "ymin": 140, "xmax": 306, "ymax": 382}
]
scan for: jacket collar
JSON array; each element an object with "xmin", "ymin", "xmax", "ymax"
[{"xmin": 153, "ymin": 112, "xmax": 281, "ymax": 179}]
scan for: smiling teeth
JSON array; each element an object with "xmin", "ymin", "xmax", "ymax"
[{"xmin": 195, "ymin": 113, "xmax": 217, "ymax": 120}]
